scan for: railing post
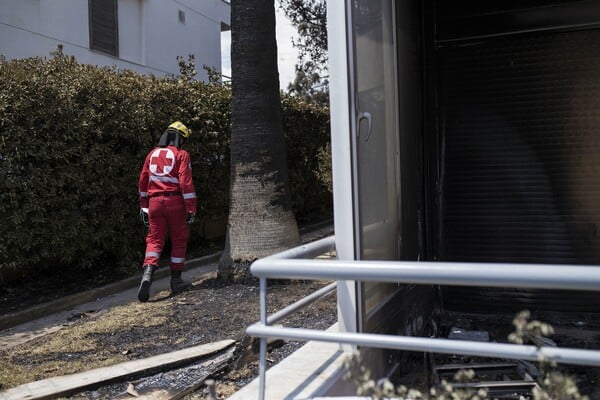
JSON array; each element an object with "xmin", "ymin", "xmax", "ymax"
[{"xmin": 258, "ymin": 277, "xmax": 267, "ymax": 400}]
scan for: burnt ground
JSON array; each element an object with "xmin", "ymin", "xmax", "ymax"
[
  {"xmin": 4, "ymin": 276, "xmax": 599, "ymax": 400},
  {"xmin": 2, "ymin": 221, "xmax": 599, "ymax": 399},
  {"xmin": 0, "ymin": 274, "xmax": 338, "ymax": 399}
]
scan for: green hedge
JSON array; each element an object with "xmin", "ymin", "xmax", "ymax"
[
  {"xmin": 0, "ymin": 52, "xmax": 331, "ymax": 280},
  {"xmin": 282, "ymin": 97, "xmax": 332, "ymax": 222}
]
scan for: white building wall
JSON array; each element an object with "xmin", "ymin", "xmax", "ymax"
[
  {"xmin": 119, "ymin": 0, "xmax": 144, "ymax": 65},
  {"xmin": 142, "ymin": 0, "xmax": 229, "ymax": 80},
  {"xmin": 327, "ymin": 0, "xmax": 358, "ymax": 336},
  {"xmin": 0, "ymin": 0, "xmax": 230, "ymax": 81},
  {"xmin": 0, "ymin": 0, "xmax": 88, "ymax": 58}
]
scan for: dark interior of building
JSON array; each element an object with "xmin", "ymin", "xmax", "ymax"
[{"xmin": 366, "ymin": 1, "xmax": 600, "ymax": 396}]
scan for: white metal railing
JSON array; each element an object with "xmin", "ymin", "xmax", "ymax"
[{"xmin": 246, "ymin": 235, "xmax": 600, "ymax": 400}]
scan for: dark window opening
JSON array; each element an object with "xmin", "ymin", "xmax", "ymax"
[{"xmin": 89, "ymin": 0, "xmax": 118, "ymax": 56}]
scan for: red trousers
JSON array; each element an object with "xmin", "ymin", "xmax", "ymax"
[{"xmin": 143, "ymin": 195, "xmax": 189, "ymax": 271}]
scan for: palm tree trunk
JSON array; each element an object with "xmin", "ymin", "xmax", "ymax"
[{"xmin": 218, "ymin": 0, "xmax": 300, "ymax": 280}]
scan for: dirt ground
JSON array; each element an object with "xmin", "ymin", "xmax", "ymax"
[{"xmin": 0, "ymin": 272, "xmax": 338, "ymax": 399}]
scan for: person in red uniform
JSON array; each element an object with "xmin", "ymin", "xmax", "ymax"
[{"xmin": 137, "ymin": 121, "xmax": 197, "ymax": 302}]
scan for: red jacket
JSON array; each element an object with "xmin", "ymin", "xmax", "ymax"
[{"xmin": 138, "ymin": 145, "xmax": 197, "ymax": 214}]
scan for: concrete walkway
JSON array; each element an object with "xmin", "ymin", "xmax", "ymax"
[{"xmin": 227, "ymin": 324, "xmax": 353, "ymax": 400}]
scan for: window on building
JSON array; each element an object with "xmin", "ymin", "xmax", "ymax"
[{"xmin": 89, "ymin": 0, "xmax": 118, "ymax": 56}]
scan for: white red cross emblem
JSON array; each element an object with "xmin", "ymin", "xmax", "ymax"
[{"xmin": 149, "ymin": 148, "xmax": 175, "ymax": 176}]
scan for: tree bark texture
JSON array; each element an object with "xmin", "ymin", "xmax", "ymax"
[{"xmin": 219, "ymin": 0, "xmax": 300, "ymax": 278}]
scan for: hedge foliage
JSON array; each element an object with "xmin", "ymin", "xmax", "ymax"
[{"xmin": 0, "ymin": 51, "xmax": 331, "ymax": 279}]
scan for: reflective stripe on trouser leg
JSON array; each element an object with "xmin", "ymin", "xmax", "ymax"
[
  {"xmin": 143, "ymin": 197, "xmax": 167, "ymax": 267},
  {"xmin": 145, "ymin": 251, "xmax": 161, "ymax": 266}
]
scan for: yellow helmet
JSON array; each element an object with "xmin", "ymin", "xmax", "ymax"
[{"xmin": 168, "ymin": 121, "xmax": 191, "ymax": 138}]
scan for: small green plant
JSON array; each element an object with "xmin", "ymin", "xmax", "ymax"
[
  {"xmin": 203, "ymin": 64, "xmax": 223, "ymax": 84},
  {"xmin": 177, "ymin": 53, "xmax": 197, "ymax": 81},
  {"xmin": 429, "ymin": 369, "xmax": 488, "ymax": 400},
  {"xmin": 343, "ymin": 352, "xmax": 423, "ymax": 400},
  {"xmin": 508, "ymin": 311, "xmax": 588, "ymax": 400},
  {"xmin": 508, "ymin": 310, "xmax": 554, "ymax": 346}
]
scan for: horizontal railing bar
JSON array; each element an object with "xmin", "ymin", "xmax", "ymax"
[
  {"xmin": 267, "ymin": 282, "xmax": 337, "ymax": 325},
  {"xmin": 452, "ymin": 381, "xmax": 537, "ymax": 389},
  {"xmin": 434, "ymin": 362, "xmax": 518, "ymax": 371},
  {"xmin": 247, "ymin": 324, "xmax": 600, "ymax": 368},
  {"xmin": 251, "ymin": 259, "xmax": 600, "ymax": 291},
  {"xmin": 261, "ymin": 236, "xmax": 335, "ymax": 261}
]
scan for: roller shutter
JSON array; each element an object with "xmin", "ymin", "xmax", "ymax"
[{"xmin": 439, "ymin": 28, "xmax": 600, "ymax": 315}]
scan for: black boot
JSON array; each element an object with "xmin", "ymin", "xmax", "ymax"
[
  {"xmin": 138, "ymin": 264, "xmax": 156, "ymax": 302},
  {"xmin": 170, "ymin": 270, "xmax": 192, "ymax": 295}
]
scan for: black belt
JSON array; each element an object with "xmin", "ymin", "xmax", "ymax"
[{"xmin": 150, "ymin": 191, "xmax": 181, "ymax": 198}]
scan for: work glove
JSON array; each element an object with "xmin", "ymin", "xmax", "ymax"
[
  {"xmin": 186, "ymin": 212, "xmax": 196, "ymax": 224},
  {"xmin": 140, "ymin": 208, "xmax": 149, "ymax": 228}
]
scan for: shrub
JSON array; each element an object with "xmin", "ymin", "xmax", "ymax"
[
  {"xmin": 0, "ymin": 49, "xmax": 330, "ymax": 281},
  {"xmin": 282, "ymin": 96, "xmax": 332, "ymax": 222}
]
